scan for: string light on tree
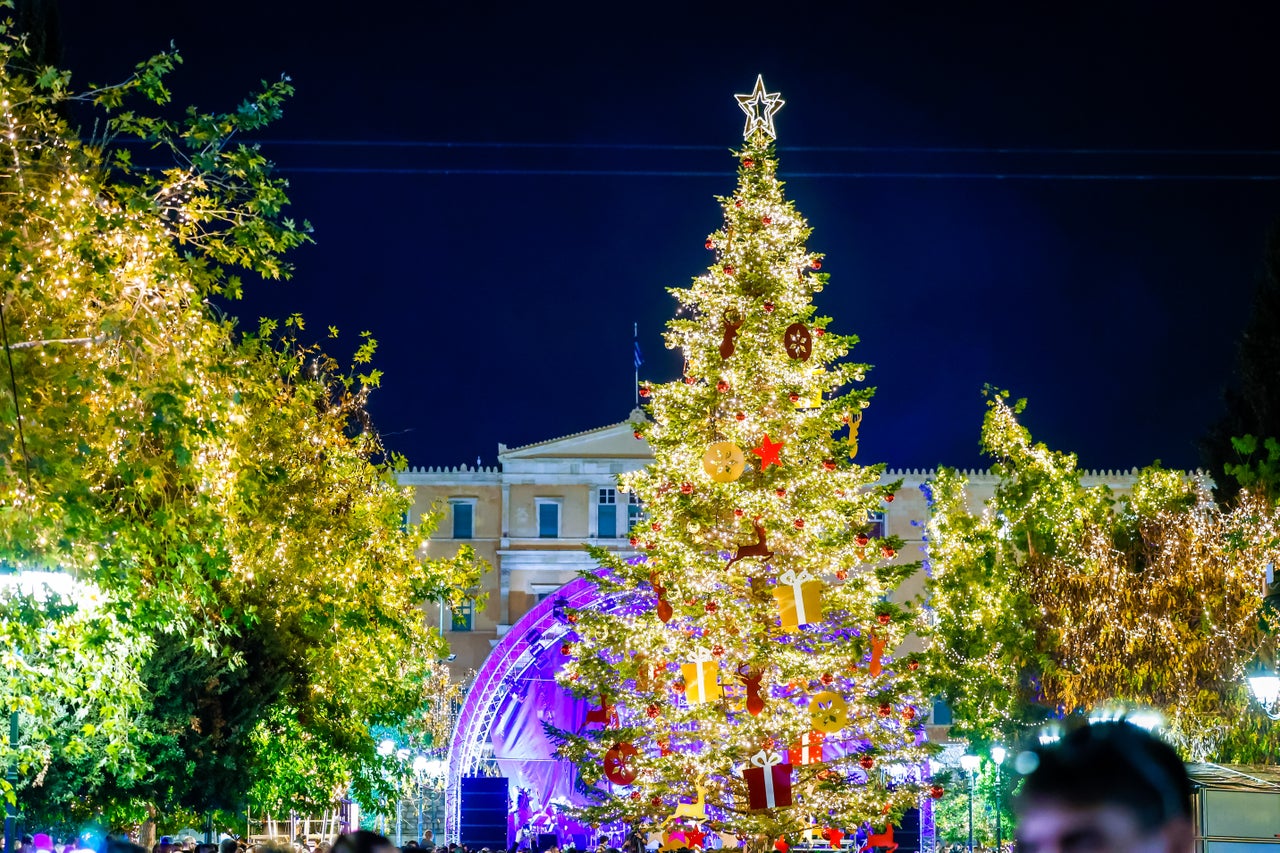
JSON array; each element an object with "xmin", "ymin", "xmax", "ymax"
[{"xmin": 550, "ymin": 79, "xmax": 925, "ymax": 853}]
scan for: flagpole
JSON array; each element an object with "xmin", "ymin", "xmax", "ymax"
[{"xmin": 633, "ymin": 321, "xmax": 639, "ymax": 407}]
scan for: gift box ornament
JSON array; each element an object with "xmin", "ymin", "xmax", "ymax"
[
  {"xmin": 743, "ymin": 748, "xmax": 793, "ymax": 810},
  {"xmin": 788, "ymin": 730, "xmax": 825, "ymax": 765},
  {"xmin": 772, "ymin": 569, "xmax": 824, "ymax": 630},
  {"xmin": 681, "ymin": 648, "xmax": 723, "ymax": 704}
]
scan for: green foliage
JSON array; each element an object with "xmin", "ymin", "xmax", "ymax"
[
  {"xmin": 925, "ymin": 393, "xmax": 1280, "ymax": 760},
  {"xmin": 0, "ymin": 21, "xmax": 485, "ymax": 828}
]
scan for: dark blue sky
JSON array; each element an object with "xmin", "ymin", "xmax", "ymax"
[{"xmin": 55, "ymin": 2, "xmax": 1280, "ymax": 472}]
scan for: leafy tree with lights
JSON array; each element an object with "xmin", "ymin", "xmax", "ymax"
[
  {"xmin": 0, "ymin": 13, "xmax": 484, "ymax": 834},
  {"xmin": 553, "ymin": 78, "xmax": 930, "ymax": 853},
  {"xmin": 924, "ymin": 390, "xmax": 1280, "ymax": 761}
]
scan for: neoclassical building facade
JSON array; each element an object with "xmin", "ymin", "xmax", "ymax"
[{"xmin": 398, "ymin": 409, "xmax": 1139, "ymax": 675}]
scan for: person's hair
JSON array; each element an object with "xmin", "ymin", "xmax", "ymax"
[
  {"xmin": 1015, "ymin": 720, "xmax": 1193, "ymax": 831},
  {"xmin": 331, "ymin": 833, "xmax": 392, "ymax": 853},
  {"xmin": 219, "ymin": 840, "xmax": 238, "ymax": 853}
]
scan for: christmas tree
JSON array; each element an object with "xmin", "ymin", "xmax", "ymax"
[{"xmin": 553, "ymin": 77, "xmax": 929, "ymax": 853}]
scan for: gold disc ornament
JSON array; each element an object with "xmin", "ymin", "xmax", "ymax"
[
  {"xmin": 809, "ymin": 690, "xmax": 848, "ymax": 733},
  {"xmin": 702, "ymin": 441, "xmax": 746, "ymax": 483}
]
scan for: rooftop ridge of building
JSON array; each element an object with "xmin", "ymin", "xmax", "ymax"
[
  {"xmin": 499, "ymin": 407, "xmax": 649, "ymax": 455},
  {"xmin": 404, "ymin": 464, "xmax": 501, "ymax": 474}
]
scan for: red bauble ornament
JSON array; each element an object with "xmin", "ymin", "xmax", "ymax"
[
  {"xmin": 561, "ymin": 642, "xmax": 573, "ymax": 655},
  {"xmin": 651, "ymin": 522, "xmax": 662, "ymax": 531},
  {"xmin": 789, "ymin": 393, "xmax": 800, "ymax": 403},
  {"xmin": 812, "ymin": 260, "xmax": 822, "ymax": 270},
  {"xmin": 712, "ymin": 644, "xmax": 725, "ymax": 657},
  {"xmin": 859, "ymin": 756, "xmax": 875, "ymax": 770},
  {"xmin": 794, "ymin": 518, "xmax": 805, "ymax": 529},
  {"xmin": 877, "ymin": 612, "xmax": 892, "ymax": 626},
  {"xmin": 639, "ymin": 386, "xmax": 651, "ymax": 398},
  {"xmin": 734, "ymin": 508, "xmax": 745, "ymax": 517},
  {"xmin": 908, "ymin": 659, "xmax": 920, "ymax": 672},
  {"xmin": 566, "ymin": 612, "xmax": 579, "ymax": 624},
  {"xmin": 815, "ymin": 328, "xmax": 825, "ymax": 337},
  {"xmin": 651, "ymin": 797, "xmax": 662, "ymax": 807},
  {"xmin": 735, "ymin": 199, "xmax": 744, "ymax": 208},
  {"xmin": 603, "ymin": 742, "xmax": 639, "ymax": 785},
  {"xmin": 705, "ymin": 240, "xmax": 714, "ymax": 250},
  {"xmin": 716, "ymin": 380, "xmax": 729, "ymax": 392},
  {"xmin": 821, "ymin": 672, "xmax": 834, "ymax": 685},
  {"xmin": 835, "ymin": 569, "xmax": 848, "ymax": 580},
  {"xmin": 743, "ymin": 158, "xmax": 755, "ymax": 168},
  {"xmin": 645, "ymin": 541, "xmax": 655, "ymax": 550},
  {"xmin": 735, "ymin": 411, "xmax": 746, "ymax": 421},
  {"xmin": 823, "ymin": 459, "xmax": 837, "ymax": 471},
  {"xmin": 762, "ymin": 216, "xmax": 772, "ymax": 224},
  {"xmin": 856, "ymin": 533, "xmax": 870, "ymax": 546},
  {"xmin": 705, "ymin": 601, "xmax": 718, "ymax": 613},
  {"xmin": 629, "ymin": 536, "xmax": 638, "ymax": 546},
  {"xmin": 634, "ymin": 430, "xmax": 643, "ymax": 440},
  {"xmin": 646, "ymin": 704, "xmax": 661, "ymax": 719},
  {"xmin": 630, "ymin": 791, "xmax": 641, "ymax": 801},
  {"xmin": 929, "ymin": 785, "xmax": 945, "ymax": 800},
  {"xmin": 775, "ymin": 487, "xmax": 786, "ymax": 497},
  {"xmin": 681, "ymin": 482, "xmax": 693, "ymax": 494},
  {"xmin": 878, "ymin": 703, "xmax": 892, "ymax": 717},
  {"xmin": 724, "ymin": 265, "xmax": 736, "ymax": 275},
  {"xmin": 882, "ymin": 546, "xmax": 897, "ymax": 559},
  {"xmin": 763, "ymin": 301, "xmax": 775, "ymax": 312},
  {"xmin": 902, "ymin": 706, "xmax": 916, "ymax": 721},
  {"xmin": 685, "ymin": 376, "xmax": 697, "ymax": 385},
  {"xmin": 884, "ymin": 493, "xmax": 895, "ymax": 503}
]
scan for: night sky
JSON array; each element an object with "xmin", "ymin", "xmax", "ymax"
[{"xmin": 51, "ymin": 2, "xmax": 1280, "ymax": 472}]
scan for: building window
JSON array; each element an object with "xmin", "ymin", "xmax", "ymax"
[
  {"xmin": 627, "ymin": 492, "xmax": 644, "ymax": 531},
  {"xmin": 866, "ymin": 510, "xmax": 887, "ymax": 540},
  {"xmin": 451, "ymin": 499, "xmax": 475, "ymax": 540},
  {"xmin": 931, "ymin": 697, "xmax": 953, "ymax": 725},
  {"xmin": 598, "ymin": 488, "xmax": 618, "ymax": 538},
  {"xmin": 450, "ymin": 600, "xmax": 473, "ymax": 632},
  {"xmin": 536, "ymin": 498, "xmax": 561, "ymax": 538}
]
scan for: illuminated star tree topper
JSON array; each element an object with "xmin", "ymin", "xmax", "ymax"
[{"xmin": 735, "ymin": 74, "xmax": 785, "ymax": 140}]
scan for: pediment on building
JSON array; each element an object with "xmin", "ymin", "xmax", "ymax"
[{"xmin": 498, "ymin": 409, "xmax": 653, "ymax": 462}]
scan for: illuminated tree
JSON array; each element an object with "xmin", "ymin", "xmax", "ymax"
[
  {"xmin": 553, "ymin": 81, "xmax": 929, "ymax": 853},
  {"xmin": 925, "ymin": 391, "xmax": 1280, "ymax": 760},
  {"xmin": 0, "ymin": 14, "xmax": 484, "ymax": 831}
]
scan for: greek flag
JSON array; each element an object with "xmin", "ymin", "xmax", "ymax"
[{"xmin": 634, "ymin": 340, "xmax": 644, "ymax": 369}]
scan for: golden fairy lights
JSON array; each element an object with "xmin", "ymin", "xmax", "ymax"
[{"xmin": 925, "ymin": 395, "xmax": 1280, "ymax": 760}]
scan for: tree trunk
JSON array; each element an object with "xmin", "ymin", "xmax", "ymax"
[{"xmin": 139, "ymin": 804, "xmax": 159, "ymax": 850}]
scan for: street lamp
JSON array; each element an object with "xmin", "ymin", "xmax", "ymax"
[
  {"xmin": 990, "ymin": 746, "xmax": 1007, "ymax": 853},
  {"xmin": 959, "ymin": 753, "xmax": 980, "ymax": 853},
  {"xmin": 1247, "ymin": 668, "xmax": 1280, "ymax": 720}
]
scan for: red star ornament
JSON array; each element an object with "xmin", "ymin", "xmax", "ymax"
[
  {"xmin": 822, "ymin": 828, "xmax": 843, "ymax": 849},
  {"xmin": 752, "ymin": 434, "xmax": 785, "ymax": 469},
  {"xmin": 683, "ymin": 829, "xmax": 706, "ymax": 850}
]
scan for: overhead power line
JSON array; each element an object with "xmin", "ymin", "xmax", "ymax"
[{"xmin": 276, "ymin": 166, "xmax": 1280, "ymax": 181}]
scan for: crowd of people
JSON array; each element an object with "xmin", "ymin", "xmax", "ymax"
[{"xmin": 4, "ymin": 722, "xmax": 1197, "ymax": 853}]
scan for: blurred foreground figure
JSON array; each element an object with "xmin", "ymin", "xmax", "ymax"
[
  {"xmin": 331, "ymin": 834, "xmax": 395, "ymax": 853},
  {"xmin": 1014, "ymin": 721, "xmax": 1194, "ymax": 853}
]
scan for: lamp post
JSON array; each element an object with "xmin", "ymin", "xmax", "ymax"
[
  {"xmin": 990, "ymin": 745, "xmax": 1007, "ymax": 853},
  {"xmin": 959, "ymin": 753, "xmax": 980, "ymax": 853}
]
